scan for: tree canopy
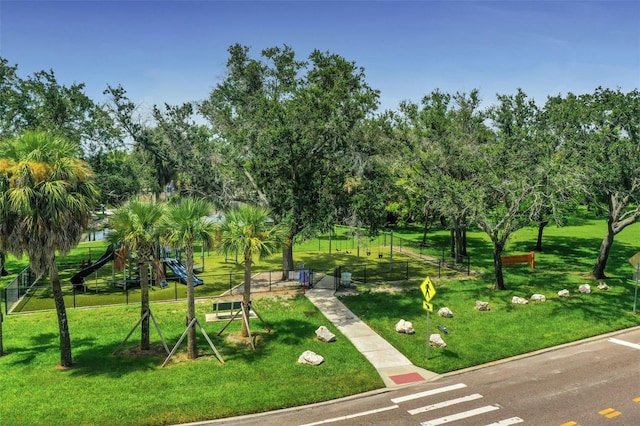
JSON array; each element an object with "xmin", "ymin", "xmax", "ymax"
[{"xmin": 199, "ymin": 44, "xmax": 380, "ymax": 274}]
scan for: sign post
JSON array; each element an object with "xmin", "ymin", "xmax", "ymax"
[
  {"xmin": 635, "ymin": 265, "xmax": 639, "ymax": 315},
  {"xmin": 420, "ymin": 277, "xmax": 436, "ymax": 359},
  {"xmin": 628, "ymin": 253, "xmax": 640, "ymax": 314}
]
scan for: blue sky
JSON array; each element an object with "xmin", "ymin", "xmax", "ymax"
[{"xmin": 1, "ymin": 1, "xmax": 638, "ymax": 114}]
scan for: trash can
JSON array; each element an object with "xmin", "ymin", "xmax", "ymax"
[{"xmin": 340, "ymin": 272, "xmax": 352, "ymax": 288}]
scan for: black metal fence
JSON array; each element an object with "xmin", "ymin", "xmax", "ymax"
[
  {"xmin": 3, "ymin": 267, "xmax": 314, "ymax": 314},
  {"xmin": 3, "ymin": 266, "xmax": 37, "ymax": 314},
  {"xmin": 2, "ymin": 228, "xmax": 471, "ymax": 314}
]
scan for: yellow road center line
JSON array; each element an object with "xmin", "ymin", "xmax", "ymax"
[
  {"xmin": 633, "ymin": 396, "xmax": 640, "ymax": 403},
  {"xmin": 599, "ymin": 408, "xmax": 614, "ymax": 415},
  {"xmin": 559, "ymin": 422, "xmax": 578, "ymax": 426}
]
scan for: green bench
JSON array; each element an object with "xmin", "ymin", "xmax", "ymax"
[{"xmin": 213, "ymin": 300, "xmax": 243, "ymax": 319}]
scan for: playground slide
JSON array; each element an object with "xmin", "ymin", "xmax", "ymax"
[
  {"xmin": 163, "ymin": 258, "xmax": 203, "ymax": 286},
  {"xmin": 70, "ymin": 245, "xmax": 116, "ymax": 285}
]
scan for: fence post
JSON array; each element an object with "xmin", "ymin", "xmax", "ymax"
[{"xmin": 229, "ymin": 272, "xmax": 233, "ymax": 294}]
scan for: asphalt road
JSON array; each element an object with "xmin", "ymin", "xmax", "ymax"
[{"xmin": 192, "ymin": 327, "xmax": 640, "ymax": 426}]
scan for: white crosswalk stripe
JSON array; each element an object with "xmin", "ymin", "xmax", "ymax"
[
  {"xmin": 486, "ymin": 417, "xmax": 524, "ymax": 425},
  {"xmin": 420, "ymin": 404, "xmax": 501, "ymax": 425},
  {"xmin": 608, "ymin": 337, "xmax": 640, "ymax": 350},
  {"xmin": 298, "ymin": 405, "xmax": 399, "ymax": 426},
  {"xmin": 408, "ymin": 393, "xmax": 484, "ymax": 415},
  {"xmin": 391, "ymin": 383, "xmax": 467, "ymax": 404}
]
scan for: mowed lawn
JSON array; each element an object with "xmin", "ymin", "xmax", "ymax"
[
  {"xmin": 1, "ymin": 214, "xmax": 639, "ymax": 425},
  {"xmin": 0, "ymin": 295, "xmax": 383, "ymax": 426},
  {"xmin": 341, "ymin": 214, "xmax": 640, "ymax": 373}
]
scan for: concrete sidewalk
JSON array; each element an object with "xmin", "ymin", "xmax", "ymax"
[{"xmin": 305, "ymin": 283, "xmax": 438, "ymax": 388}]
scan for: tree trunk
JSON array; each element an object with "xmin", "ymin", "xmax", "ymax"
[
  {"xmin": 493, "ymin": 243, "xmax": 506, "ymax": 290},
  {"xmin": 461, "ymin": 228, "xmax": 467, "ymax": 256},
  {"xmin": 139, "ymin": 258, "xmax": 150, "ymax": 350},
  {"xmin": 592, "ymin": 223, "xmax": 614, "ymax": 279},
  {"xmin": 0, "ymin": 312, "xmax": 3, "ymax": 357},
  {"xmin": 185, "ymin": 244, "xmax": 197, "ymax": 359},
  {"xmin": 241, "ymin": 251, "xmax": 252, "ymax": 338},
  {"xmin": 282, "ymin": 237, "xmax": 294, "ymax": 281},
  {"xmin": 51, "ymin": 263, "xmax": 73, "ymax": 367},
  {"xmin": 449, "ymin": 229, "xmax": 455, "ymax": 258},
  {"xmin": 422, "ymin": 219, "xmax": 428, "ymax": 245},
  {"xmin": 0, "ymin": 254, "xmax": 4, "ymax": 356},
  {"xmin": 535, "ymin": 220, "xmax": 548, "ymax": 251},
  {"xmin": 454, "ymin": 227, "xmax": 465, "ymax": 263}
]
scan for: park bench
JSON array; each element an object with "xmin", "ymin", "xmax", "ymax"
[
  {"xmin": 500, "ymin": 251, "xmax": 535, "ymax": 268},
  {"xmin": 211, "ymin": 300, "xmax": 243, "ymax": 319}
]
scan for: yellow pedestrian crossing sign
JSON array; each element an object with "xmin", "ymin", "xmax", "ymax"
[
  {"xmin": 420, "ymin": 277, "xmax": 436, "ymax": 302},
  {"xmin": 423, "ymin": 301, "xmax": 433, "ymax": 312}
]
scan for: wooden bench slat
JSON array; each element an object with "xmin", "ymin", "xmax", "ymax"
[{"xmin": 500, "ymin": 251, "xmax": 535, "ymax": 268}]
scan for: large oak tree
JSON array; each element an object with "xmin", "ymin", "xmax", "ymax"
[{"xmin": 200, "ymin": 44, "xmax": 379, "ymax": 275}]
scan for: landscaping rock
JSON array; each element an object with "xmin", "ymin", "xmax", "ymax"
[
  {"xmin": 475, "ymin": 301, "xmax": 491, "ymax": 311},
  {"xmin": 558, "ymin": 289, "xmax": 570, "ymax": 297},
  {"xmin": 429, "ymin": 333, "xmax": 447, "ymax": 348},
  {"xmin": 438, "ymin": 307, "xmax": 454, "ymax": 318},
  {"xmin": 579, "ymin": 284, "xmax": 591, "ymax": 294},
  {"xmin": 315, "ymin": 326, "xmax": 336, "ymax": 342},
  {"xmin": 598, "ymin": 282, "xmax": 610, "ymax": 290},
  {"xmin": 395, "ymin": 319, "xmax": 415, "ymax": 334},
  {"xmin": 297, "ymin": 350, "xmax": 324, "ymax": 366},
  {"xmin": 512, "ymin": 296, "xmax": 528, "ymax": 304},
  {"xmin": 531, "ymin": 294, "xmax": 546, "ymax": 302}
]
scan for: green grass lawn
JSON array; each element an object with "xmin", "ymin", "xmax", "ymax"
[
  {"xmin": 0, "ymin": 295, "xmax": 382, "ymax": 426},
  {"xmin": 340, "ymin": 216, "xmax": 640, "ymax": 373},
  {"xmin": 1, "ymin": 215, "xmax": 640, "ymax": 425}
]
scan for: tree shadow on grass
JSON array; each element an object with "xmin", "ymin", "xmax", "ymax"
[{"xmin": 2, "ymin": 332, "xmax": 60, "ymax": 366}]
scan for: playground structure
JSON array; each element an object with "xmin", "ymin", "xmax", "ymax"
[
  {"xmin": 161, "ymin": 258, "xmax": 203, "ymax": 286},
  {"xmin": 70, "ymin": 245, "xmax": 116, "ymax": 289},
  {"xmin": 69, "ymin": 244, "xmax": 204, "ymax": 291}
]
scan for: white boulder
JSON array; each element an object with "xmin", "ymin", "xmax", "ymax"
[
  {"xmin": 315, "ymin": 326, "xmax": 336, "ymax": 342},
  {"xmin": 579, "ymin": 284, "xmax": 591, "ymax": 294},
  {"xmin": 512, "ymin": 296, "xmax": 528, "ymax": 304},
  {"xmin": 395, "ymin": 319, "xmax": 415, "ymax": 334},
  {"xmin": 530, "ymin": 294, "xmax": 546, "ymax": 302},
  {"xmin": 597, "ymin": 282, "xmax": 610, "ymax": 290},
  {"xmin": 475, "ymin": 301, "xmax": 491, "ymax": 311},
  {"xmin": 438, "ymin": 307, "xmax": 454, "ymax": 318},
  {"xmin": 297, "ymin": 350, "xmax": 324, "ymax": 366},
  {"xmin": 429, "ymin": 333, "xmax": 447, "ymax": 348},
  {"xmin": 558, "ymin": 289, "xmax": 570, "ymax": 297}
]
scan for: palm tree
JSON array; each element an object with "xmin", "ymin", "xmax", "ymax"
[
  {"xmin": 107, "ymin": 200, "xmax": 164, "ymax": 350},
  {"xmin": 160, "ymin": 197, "xmax": 217, "ymax": 359},
  {"xmin": 218, "ymin": 205, "xmax": 285, "ymax": 337},
  {"xmin": 0, "ymin": 131, "xmax": 99, "ymax": 367}
]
